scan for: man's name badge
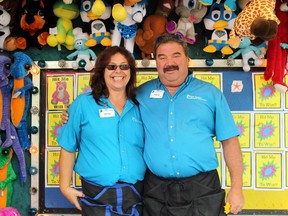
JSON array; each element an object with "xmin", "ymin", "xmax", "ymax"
[
  {"xmin": 99, "ymin": 108, "xmax": 115, "ymax": 118},
  {"xmin": 150, "ymin": 90, "xmax": 164, "ymax": 98}
]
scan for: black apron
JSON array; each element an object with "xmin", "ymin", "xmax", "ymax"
[{"xmin": 143, "ymin": 170, "xmax": 226, "ymax": 216}]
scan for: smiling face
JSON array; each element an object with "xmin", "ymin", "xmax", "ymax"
[
  {"xmin": 156, "ymin": 41, "xmax": 189, "ymax": 89},
  {"xmin": 104, "ymin": 52, "xmax": 131, "ymax": 93}
]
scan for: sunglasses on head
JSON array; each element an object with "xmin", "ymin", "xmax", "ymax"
[{"xmin": 106, "ymin": 64, "xmax": 130, "ymax": 71}]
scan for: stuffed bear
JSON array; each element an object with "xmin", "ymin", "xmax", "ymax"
[
  {"xmin": 166, "ymin": 0, "xmax": 207, "ymax": 44},
  {"xmin": 51, "ymin": 81, "xmax": 70, "ymax": 105},
  {"xmin": 264, "ymin": 0, "xmax": 288, "ymax": 93},
  {"xmin": 229, "ymin": 0, "xmax": 279, "ymax": 46},
  {"xmin": 135, "ymin": 0, "xmax": 175, "ymax": 59},
  {"xmin": 46, "ymin": 0, "xmax": 79, "ymax": 50},
  {"xmin": 67, "ymin": 27, "xmax": 96, "ymax": 71},
  {"xmin": 12, "ymin": 0, "xmax": 50, "ymax": 50}
]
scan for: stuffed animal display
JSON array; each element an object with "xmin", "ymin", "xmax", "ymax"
[
  {"xmin": 0, "ymin": 54, "xmax": 26, "ymax": 184},
  {"xmin": 82, "ymin": 0, "xmax": 113, "ymax": 47},
  {"xmin": 229, "ymin": 0, "xmax": 279, "ymax": 46},
  {"xmin": 0, "ymin": 5, "xmax": 18, "ymax": 51},
  {"xmin": 10, "ymin": 52, "xmax": 34, "ymax": 150},
  {"xmin": 228, "ymin": 37, "xmax": 263, "ymax": 72},
  {"xmin": 203, "ymin": 1, "xmax": 236, "ymax": 55},
  {"xmin": 67, "ymin": 27, "xmax": 96, "ymax": 71},
  {"xmin": 166, "ymin": 0, "xmax": 207, "ymax": 44},
  {"xmin": 13, "ymin": 0, "xmax": 50, "ymax": 50},
  {"xmin": 47, "ymin": 0, "xmax": 79, "ymax": 50},
  {"xmin": 135, "ymin": 0, "xmax": 174, "ymax": 59},
  {"xmin": 199, "ymin": 0, "xmax": 237, "ymax": 11},
  {"xmin": 264, "ymin": 0, "xmax": 288, "ymax": 93},
  {"xmin": 111, "ymin": 0, "xmax": 147, "ymax": 55},
  {"xmin": 0, "ymin": 147, "xmax": 16, "ymax": 208}
]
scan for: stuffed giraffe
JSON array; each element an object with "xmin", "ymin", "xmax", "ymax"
[{"xmin": 229, "ymin": 0, "xmax": 279, "ymax": 46}]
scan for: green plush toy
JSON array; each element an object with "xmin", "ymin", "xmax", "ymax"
[{"xmin": 47, "ymin": 0, "xmax": 79, "ymax": 50}]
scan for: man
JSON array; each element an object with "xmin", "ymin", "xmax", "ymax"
[
  {"xmin": 136, "ymin": 34, "xmax": 244, "ymax": 216},
  {"xmin": 62, "ymin": 34, "xmax": 244, "ymax": 215}
]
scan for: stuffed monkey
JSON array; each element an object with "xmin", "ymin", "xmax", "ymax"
[{"xmin": 264, "ymin": 0, "xmax": 288, "ymax": 93}]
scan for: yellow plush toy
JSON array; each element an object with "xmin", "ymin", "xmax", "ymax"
[{"xmin": 47, "ymin": 0, "xmax": 79, "ymax": 50}]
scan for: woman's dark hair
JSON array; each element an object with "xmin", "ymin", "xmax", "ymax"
[{"xmin": 89, "ymin": 46, "xmax": 138, "ymax": 105}]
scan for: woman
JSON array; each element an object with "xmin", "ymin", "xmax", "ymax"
[{"xmin": 57, "ymin": 46, "xmax": 146, "ymax": 216}]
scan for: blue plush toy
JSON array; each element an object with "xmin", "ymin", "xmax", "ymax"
[
  {"xmin": 199, "ymin": 0, "xmax": 237, "ymax": 11},
  {"xmin": 67, "ymin": 27, "xmax": 97, "ymax": 71},
  {"xmin": 228, "ymin": 37, "xmax": 263, "ymax": 72},
  {"xmin": 9, "ymin": 52, "xmax": 34, "ymax": 151}
]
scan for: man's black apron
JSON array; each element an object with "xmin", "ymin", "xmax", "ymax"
[{"xmin": 143, "ymin": 170, "xmax": 227, "ymax": 216}]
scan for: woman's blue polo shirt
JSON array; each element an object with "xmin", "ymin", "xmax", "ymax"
[
  {"xmin": 57, "ymin": 92, "xmax": 146, "ymax": 186},
  {"xmin": 136, "ymin": 73, "xmax": 239, "ymax": 178}
]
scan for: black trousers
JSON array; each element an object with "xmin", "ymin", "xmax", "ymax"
[
  {"xmin": 80, "ymin": 178, "xmax": 143, "ymax": 216},
  {"xmin": 143, "ymin": 170, "xmax": 227, "ymax": 216}
]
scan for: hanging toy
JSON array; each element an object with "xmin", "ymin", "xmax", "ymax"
[
  {"xmin": 0, "ymin": 147, "xmax": 17, "ymax": 208},
  {"xmin": 9, "ymin": 52, "xmax": 34, "ymax": 150},
  {"xmin": 0, "ymin": 54, "xmax": 26, "ymax": 184}
]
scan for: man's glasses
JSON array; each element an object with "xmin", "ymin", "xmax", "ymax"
[{"xmin": 106, "ymin": 64, "xmax": 130, "ymax": 71}]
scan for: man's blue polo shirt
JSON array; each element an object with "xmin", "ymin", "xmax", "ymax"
[
  {"xmin": 57, "ymin": 92, "xmax": 146, "ymax": 186},
  {"xmin": 136, "ymin": 73, "xmax": 239, "ymax": 178}
]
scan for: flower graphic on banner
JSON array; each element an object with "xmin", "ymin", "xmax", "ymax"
[
  {"xmin": 236, "ymin": 120, "xmax": 247, "ymax": 137},
  {"xmin": 257, "ymin": 120, "xmax": 275, "ymax": 140},
  {"xmin": 50, "ymin": 122, "xmax": 63, "ymax": 140},
  {"xmin": 50, "ymin": 160, "xmax": 60, "ymax": 178},
  {"xmin": 258, "ymin": 82, "xmax": 275, "ymax": 100},
  {"xmin": 259, "ymin": 161, "xmax": 277, "ymax": 181}
]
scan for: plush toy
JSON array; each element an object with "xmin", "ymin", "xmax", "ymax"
[
  {"xmin": 263, "ymin": 0, "xmax": 288, "ymax": 93},
  {"xmin": 0, "ymin": 207, "xmax": 21, "ymax": 216},
  {"xmin": 0, "ymin": 5, "xmax": 18, "ymax": 51},
  {"xmin": 51, "ymin": 81, "xmax": 70, "ymax": 105},
  {"xmin": 46, "ymin": 0, "xmax": 79, "ymax": 51},
  {"xmin": 0, "ymin": 54, "xmax": 26, "ymax": 184},
  {"xmin": 203, "ymin": 1, "xmax": 236, "ymax": 55},
  {"xmin": 228, "ymin": 37, "xmax": 263, "ymax": 72},
  {"xmin": 12, "ymin": 0, "xmax": 50, "ymax": 50},
  {"xmin": 166, "ymin": 0, "xmax": 207, "ymax": 44},
  {"xmin": 67, "ymin": 27, "xmax": 96, "ymax": 71},
  {"xmin": 199, "ymin": 0, "xmax": 236, "ymax": 11},
  {"xmin": 9, "ymin": 52, "xmax": 33, "ymax": 150},
  {"xmin": 135, "ymin": 0, "xmax": 174, "ymax": 59},
  {"xmin": 229, "ymin": 0, "xmax": 279, "ymax": 46},
  {"xmin": 81, "ymin": 0, "xmax": 113, "ymax": 47},
  {"xmin": 0, "ymin": 147, "xmax": 16, "ymax": 208},
  {"xmin": 111, "ymin": 0, "xmax": 147, "ymax": 55}
]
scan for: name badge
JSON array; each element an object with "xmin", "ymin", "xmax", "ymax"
[
  {"xmin": 150, "ymin": 90, "xmax": 164, "ymax": 98},
  {"xmin": 99, "ymin": 108, "xmax": 115, "ymax": 118}
]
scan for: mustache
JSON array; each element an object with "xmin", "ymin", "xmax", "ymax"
[{"xmin": 164, "ymin": 65, "xmax": 179, "ymax": 72}]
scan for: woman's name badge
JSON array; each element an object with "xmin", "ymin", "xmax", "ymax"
[
  {"xmin": 150, "ymin": 90, "xmax": 164, "ymax": 98},
  {"xmin": 99, "ymin": 108, "xmax": 115, "ymax": 118}
]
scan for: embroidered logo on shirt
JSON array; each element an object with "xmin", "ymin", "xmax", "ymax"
[
  {"xmin": 186, "ymin": 94, "xmax": 207, "ymax": 101},
  {"xmin": 132, "ymin": 117, "xmax": 142, "ymax": 124}
]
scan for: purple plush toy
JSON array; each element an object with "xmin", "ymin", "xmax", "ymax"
[{"xmin": 0, "ymin": 54, "xmax": 26, "ymax": 184}]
